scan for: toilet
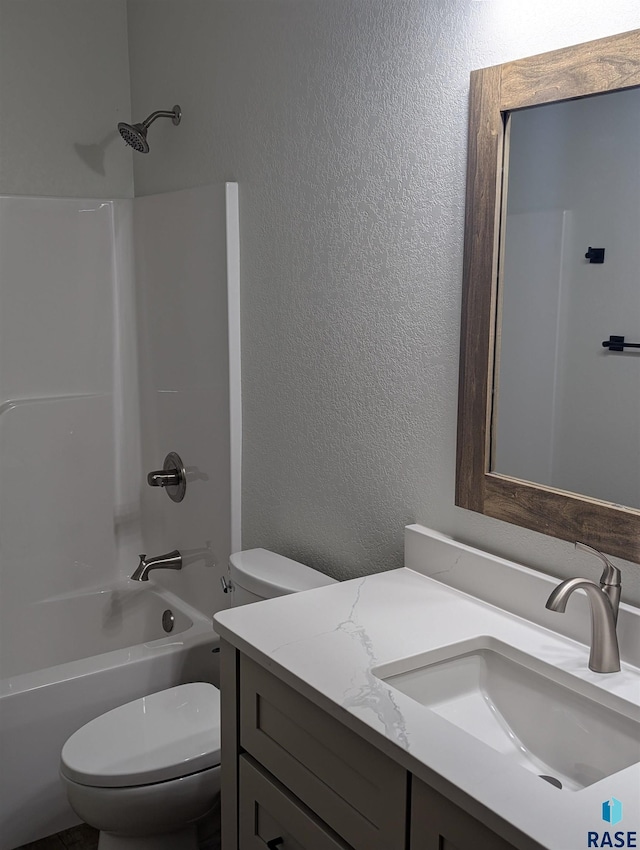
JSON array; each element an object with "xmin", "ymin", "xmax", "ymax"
[{"xmin": 59, "ymin": 549, "xmax": 336, "ymax": 849}]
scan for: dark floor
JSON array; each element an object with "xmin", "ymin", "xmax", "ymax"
[
  {"xmin": 16, "ymin": 824, "xmax": 99, "ymax": 850},
  {"xmin": 16, "ymin": 801, "xmax": 220, "ymax": 850}
]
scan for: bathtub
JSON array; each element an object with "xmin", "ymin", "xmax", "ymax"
[{"xmin": 0, "ymin": 581, "xmax": 219, "ymax": 850}]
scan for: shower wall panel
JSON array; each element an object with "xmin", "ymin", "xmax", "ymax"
[
  {"xmin": 0, "ymin": 197, "xmax": 140, "ymax": 627},
  {"xmin": 133, "ymin": 184, "xmax": 236, "ymax": 618}
]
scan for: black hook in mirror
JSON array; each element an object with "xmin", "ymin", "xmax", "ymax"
[
  {"xmin": 585, "ymin": 246, "xmax": 605, "ymax": 263},
  {"xmin": 602, "ymin": 335, "xmax": 640, "ymax": 351}
]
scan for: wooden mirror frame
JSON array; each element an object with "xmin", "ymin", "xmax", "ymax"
[{"xmin": 456, "ymin": 29, "xmax": 640, "ymax": 563}]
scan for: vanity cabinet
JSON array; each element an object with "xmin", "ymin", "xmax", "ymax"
[{"xmin": 221, "ymin": 642, "xmax": 521, "ymax": 850}]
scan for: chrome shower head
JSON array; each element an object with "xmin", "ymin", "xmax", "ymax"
[
  {"xmin": 118, "ymin": 105, "xmax": 181, "ymax": 153},
  {"xmin": 118, "ymin": 121, "xmax": 150, "ymax": 153}
]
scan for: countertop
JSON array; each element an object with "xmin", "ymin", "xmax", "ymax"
[{"xmin": 214, "ymin": 526, "xmax": 640, "ymax": 850}]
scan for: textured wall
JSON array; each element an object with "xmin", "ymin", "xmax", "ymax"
[
  {"xmin": 127, "ymin": 0, "xmax": 640, "ymax": 602},
  {"xmin": 0, "ymin": 0, "xmax": 133, "ymax": 198}
]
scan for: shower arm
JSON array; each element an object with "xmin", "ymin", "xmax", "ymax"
[{"xmin": 141, "ymin": 108, "xmax": 181, "ymax": 129}]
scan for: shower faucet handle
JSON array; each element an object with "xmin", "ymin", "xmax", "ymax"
[
  {"xmin": 146, "ymin": 452, "xmax": 187, "ymax": 503},
  {"xmin": 147, "ymin": 470, "xmax": 181, "ymax": 487}
]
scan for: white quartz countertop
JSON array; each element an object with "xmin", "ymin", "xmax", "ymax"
[{"xmin": 214, "ymin": 529, "xmax": 640, "ymax": 850}]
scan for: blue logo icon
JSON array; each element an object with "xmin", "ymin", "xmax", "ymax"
[{"xmin": 602, "ymin": 798, "xmax": 623, "ymax": 826}]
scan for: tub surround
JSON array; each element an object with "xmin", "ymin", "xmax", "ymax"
[
  {"xmin": 134, "ymin": 183, "xmax": 239, "ymax": 619},
  {"xmin": 0, "ymin": 185, "xmax": 238, "ymax": 849},
  {"xmin": 214, "ymin": 525, "xmax": 640, "ymax": 850}
]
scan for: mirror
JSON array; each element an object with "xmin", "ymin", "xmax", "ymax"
[
  {"xmin": 494, "ymin": 88, "xmax": 640, "ymax": 508},
  {"xmin": 456, "ymin": 29, "xmax": 640, "ymax": 563}
]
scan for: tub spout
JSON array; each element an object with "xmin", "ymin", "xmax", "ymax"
[{"xmin": 131, "ymin": 550, "xmax": 182, "ymax": 582}]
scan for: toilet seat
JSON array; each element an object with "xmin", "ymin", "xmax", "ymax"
[{"xmin": 60, "ymin": 683, "xmax": 221, "ymax": 788}]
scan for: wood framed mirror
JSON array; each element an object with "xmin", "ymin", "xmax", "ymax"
[{"xmin": 456, "ymin": 29, "xmax": 640, "ymax": 563}]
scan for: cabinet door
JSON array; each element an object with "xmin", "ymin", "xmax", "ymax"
[
  {"xmin": 411, "ymin": 777, "xmax": 518, "ymax": 850},
  {"xmin": 239, "ymin": 755, "xmax": 353, "ymax": 850},
  {"xmin": 240, "ymin": 655, "xmax": 407, "ymax": 850}
]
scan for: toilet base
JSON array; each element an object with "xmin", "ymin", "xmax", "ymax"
[
  {"xmin": 97, "ymin": 826, "xmax": 198, "ymax": 850},
  {"xmin": 61, "ymin": 766, "xmax": 220, "ymax": 849}
]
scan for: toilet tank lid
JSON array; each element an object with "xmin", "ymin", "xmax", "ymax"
[
  {"xmin": 60, "ymin": 683, "xmax": 221, "ymax": 788},
  {"xmin": 229, "ymin": 548, "xmax": 337, "ymax": 599}
]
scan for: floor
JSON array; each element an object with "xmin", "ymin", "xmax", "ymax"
[
  {"xmin": 16, "ymin": 825, "xmax": 99, "ymax": 850},
  {"xmin": 15, "ymin": 819, "xmax": 220, "ymax": 850},
  {"xmin": 15, "ymin": 801, "xmax": 220, "ymax": 850}
]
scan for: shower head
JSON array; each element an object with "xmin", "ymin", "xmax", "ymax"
[
  {"xmin": 118, "ymin": 121, "xmax": 150, "ymax": 153},
  {"xmin": 118, "ymin": 105, "xmax": 181, "ymax": 153}
]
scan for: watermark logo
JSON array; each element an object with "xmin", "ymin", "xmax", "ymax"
[
  {"xmin": 587, "ymin": 797, "xmax": 637, "ymax": 848},
  {"xmin": 603, "ymin": 799, "xmax": 624, "ymax": 827}
]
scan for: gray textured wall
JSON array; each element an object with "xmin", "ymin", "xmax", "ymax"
[
  {"xmin": 127, "ymin": 0, "xmax": 640, "ymax": 601},
  {"xmin": 0, "ymin": 0, "xmax": 133, "ymax": 198}
]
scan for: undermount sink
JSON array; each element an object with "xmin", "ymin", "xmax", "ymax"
[{"xmin": 373, "ymin": 637, "xmax": 640, "ymax": 791}]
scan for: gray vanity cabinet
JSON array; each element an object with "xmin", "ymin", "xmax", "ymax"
[{"xmin": 221, "ymin": 641, "xmax": 520, "ymax": 850}]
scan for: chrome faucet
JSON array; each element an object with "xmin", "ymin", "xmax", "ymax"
[
  {"xmin": 545, "ymin": 542, "xmax": 621, "ymax": 673},
  {"xmin": 131, "ymin": 550, "xmax": 182, "ymax": 582}
]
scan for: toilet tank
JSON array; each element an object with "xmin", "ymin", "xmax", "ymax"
[{"xmin": 228, "ymin": 548, "xmax": 337, "ymax": 606}]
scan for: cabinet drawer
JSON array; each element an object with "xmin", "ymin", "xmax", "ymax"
[
  {"xmin": 411, "ymin": 777, "xmax": 518, "ymax": 850},
  {"xmin": 239, "ymin": 755, "xmax": 352, "ymax": 850},
  {"xmin": 240, "ymin": 656, "xmax": 406, "ymax": 850}
]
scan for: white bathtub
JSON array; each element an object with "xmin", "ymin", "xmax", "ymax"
[{"xmin": 0, "ymin": 581, "xmax": 219, "ymax": 850}]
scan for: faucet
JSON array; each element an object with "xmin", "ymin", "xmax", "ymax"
[
  {"xmin": 131, "ymin": 550, "xmax": 182, "ymax": 582},
  {"xmin": 545, "ymin": 542, "xmax": 621, "ymax": 673}
]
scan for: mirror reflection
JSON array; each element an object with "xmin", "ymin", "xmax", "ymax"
[{"xmin": 492, "ymin": 88, "xmax": 640, "ymax": 509}]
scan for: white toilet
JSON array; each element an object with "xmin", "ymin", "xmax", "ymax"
[{"xmin": 59, "ymin": 549, "xmax": 336, "ymax": 849}]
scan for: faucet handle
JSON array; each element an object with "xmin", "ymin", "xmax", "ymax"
[
  {"xmin": 575, "ymin": 542, "xmax": 621, "ymax": 586},
  {"xmin": 147, "ymin": 470, "xmax": 181, "ymax": 487},
  {"xmin": 576, "ymin": 541, "xmax": 621, "ymax": 625},
  {"xmin": 146, "ymin": 452, "xmax": 186, "ymax": 503}
]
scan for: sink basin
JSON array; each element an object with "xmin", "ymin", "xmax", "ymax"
[{"xmin": 373, "ymin": 638, "xmax": 640, "ymax": 791}]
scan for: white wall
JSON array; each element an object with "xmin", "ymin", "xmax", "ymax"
[
  {"xmin": 126, "ymin": 0, "xmax": 640, "ymax": 604},
  {"xmin": 0, "ymin": 0, "xmax": 134, "ymax": 198}
]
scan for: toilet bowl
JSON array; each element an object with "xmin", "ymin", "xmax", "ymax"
[{"xmin": 59, "ymin": 549, "xmax": 336, "ymax": 849}]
